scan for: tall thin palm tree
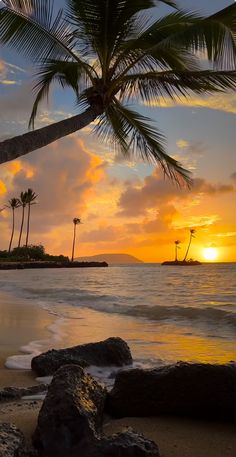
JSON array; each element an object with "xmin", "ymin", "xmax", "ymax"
[
  {"xmin": 183, "ymin": 229, "xmax": 196, "ymax": 262},
  {"xmin": 1, "ymin": 1, "xmax": 236, "ymax": 183},
  {"xmin": 5, "ymin": 198, "xmax": 21, "ymax": 253},
  {"xmin": 25, "ymin": 188, "xmax": 38, "ymax": 247},
  {"xmin": 174, "ymin": 240, "xmax": 180, "ymax": 262},
  {"xmin": 71, "ymin": 218, "xmax": 81, "ymax": 262},
  {"xmin": 18, "ymin": 191, "xmax": 28, "ymax": 248}
]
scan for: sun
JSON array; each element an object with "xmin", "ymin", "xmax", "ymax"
[{"xmin": 203, "ymin": 247, "xmax": 218, "ymax": 262}]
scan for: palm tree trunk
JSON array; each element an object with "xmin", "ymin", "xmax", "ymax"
[
  {"xmin": 25, "ymin": 203, "xmax": 31, "ymax": 247},
  {"xmin": 8, "ymin": 209, "xmax": 15, "ymax": 253},
  {"xmin": 71, "ymin": 224, "xmax": 77, "ymax": 262},
  {"xmin": 175, "ymin": 245, "xmax": 177, "ymax": 262},
  {"xmin": 183, "ymin": 235, "xmax": 192, "ymax": 261},
  {"xmin": 18, "ymin": 206, "xmax": 25, "ymax": 248},
  {"xmin": 0, "ymin": 106, "xmax": 102, "ymax": 164}
]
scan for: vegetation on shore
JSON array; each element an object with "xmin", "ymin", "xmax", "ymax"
[{"xmin": 0, "ymin": 244, "xmax": 69, "ymax": 263}]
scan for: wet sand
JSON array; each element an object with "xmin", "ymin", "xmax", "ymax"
[
  {"xmin": 0, "ymin": 292, "xmax": 235, "ymax": 456},
  {"xmin": 0, "ymin": 292, "xmax": 55, "ymax": 387}
]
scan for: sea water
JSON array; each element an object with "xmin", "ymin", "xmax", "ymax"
[{"xmin": 0, "ymin": 263, "xmax": 235, "ymax": 385}]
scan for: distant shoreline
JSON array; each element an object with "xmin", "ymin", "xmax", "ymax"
[{"xmin": 0, "ymin": 261, "xmax": 108, "ymax": 270}]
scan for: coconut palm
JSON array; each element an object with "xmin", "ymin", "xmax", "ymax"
[
  {"xmin": 174, "ymin": 240, "xmax": 180, "ymax": 262},
  {"xmin": 1, "ymin": 2, "xmax": 236, "ymax": 183},
  {"xmin": 18, "ymin": 191, "xmax": 28, "ymax": 248},
  {"xmin": 183, "ymin": 229, "xmax": 196, "ymax": 262},
  {"xmin": 5, "ymin": 198, "xmax": 21, "ymax": 252},
  {"xmin": 71, "ymin": 218, "xmax": 81, "ymax": 262},
  {"xmin": 25, "ymin": 189, "xmax": 38, "ymax": 247}
]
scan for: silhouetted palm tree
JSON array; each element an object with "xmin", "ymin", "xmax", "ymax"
[
  {"xmin": 183, "ymin": 229, "xmax": 196, "ymax": 262},
  {"xmin": 1, "ymin": 2, "xmax": 236, "ymax": 185},
  {"xmin": 25, "ymin": 189, "xmax": 38, "ymax": 247},
  {"xmin": 174, "ymin": 240, "xmax": 181, "ymax": 262},
  {"xmin": 71, "ymin": 218, "xmax": 81, "ymax": 262},
  {"xmin": 18, "ymin": 191, "xmax": 28, "ymax": 248},
  {"xmin": 5, "ymin": 198, "xmax": 21, "ymax": 252}
]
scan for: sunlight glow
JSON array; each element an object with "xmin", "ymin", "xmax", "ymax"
[{"xmin": 203, "ymin": 247, "xmax": 218, "ymax": 262}]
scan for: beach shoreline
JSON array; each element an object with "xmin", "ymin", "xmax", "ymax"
[{"xmin": 0, "ymin": 286, "xmax": 235, "ymax": 457}]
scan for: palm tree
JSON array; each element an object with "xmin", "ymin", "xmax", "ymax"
[
  {"xmin": 1, "ymin": 1, "xmax": 236, "ymax": 183},
  {"xmin": 5, "ymin": 198, "xmax": 21, "ymax": 252},
  {"xmin": 71, "ymin": 218, "xmax": 81, "ymax": 262},
  {"xmin": 18, "ymin": 191, "xmax": 28, "ymax": 248},
  {"xmin": 174, "ymin": 240, "xmax": 180, "ymax": 262},
  {"xmin": 25, "ymin": 189, "xmax": 38, "ymax": 247},
  {"xmin": 183, "ymin": 229, "xmax": 196, "ymax": 262}
]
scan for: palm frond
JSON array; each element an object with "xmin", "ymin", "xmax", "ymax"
[
  {"xmin": 95, "ymin": 100, "xmax": 191, "ymax": 185},
  {"xmin": 119, "ymin": 69, "xmax": 236, "ymax": 103},
  {"xmin": 0, "ymin": 0, "xmax": 83, "ymax": 64},
  {"xmin": 115, "ymin": 6, "xmax": 236, "ymax": 79},
  {"xmin": 29, "ymin": 60, "xmax": 85, "ymax": 128},
  {"xmin": 66, "ymin": 0, "xmax": 178, "ymax": 73},
  {"xmin": 131, "ymin": 6, "xmax": 236, "ymax": 68}
]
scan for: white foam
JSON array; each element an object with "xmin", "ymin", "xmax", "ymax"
[
  {"xmin": 5, "ymin": 317, "xmax": 66, "ymax": 371},
  {"xmin": 22, "ymin": 394, "xmax": 46, "ymax": 401},
  {"xmin": 36, "ymin": 375, "xmax": 53, "ymax": 385}
]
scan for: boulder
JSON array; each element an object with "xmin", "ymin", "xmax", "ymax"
[
  {"xmin": 107, "ymin": 362, "xmax": 236, "ymax": 420},
  {"xmin": 33, "ymin": 365, "xmax": 160, "ymax": 457},
  {"xmin": 31, "ymin": 337, "xmax": 132, "ymax": 376},
  {"xmin": 0, "ymin": 423, "xmax": 26, "ymax": 457},
  {"xmin": 33, "ymin": 365, "xmax": 106, "ymax": 457},
  {"xmin": 93, "ymin": 430, "xmax": 160, "ymax": 457},
  {"xmin": 0, "ymin": 385, "xmax": 47, "ymax": 402}
]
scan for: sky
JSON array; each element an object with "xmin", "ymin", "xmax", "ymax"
[{"xmin": 0, "ymin": 0, "xmax": 236, "ymax": 263}]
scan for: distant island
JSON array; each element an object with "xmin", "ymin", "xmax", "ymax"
[
  {"xmin": 162, "ymin": 260, "xmax": 202, "ymax": 266},
  {"xmin": 76, "ymin": 253, "xmax": 143, "ymax": 264}
]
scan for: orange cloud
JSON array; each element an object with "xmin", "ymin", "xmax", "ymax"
[{"xmin": 0, "ymin": 180, "xmax": 7, "ymax": 195}]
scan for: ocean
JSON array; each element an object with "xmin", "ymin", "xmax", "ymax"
[{"xmin": 0, "ymin": 263, "xmax": 235, "ymax": 384}]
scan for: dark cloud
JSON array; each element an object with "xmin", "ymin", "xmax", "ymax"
[{"xmin": 118, "ymin": 169, "xmax": 235, "ymax": 217}]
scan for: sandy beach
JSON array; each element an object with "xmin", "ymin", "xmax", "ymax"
[
  {"xmin": 0, "ymin": 290, "xmax": 235, "ymax": 457},
  {"xmin": 0, "ymin": 397, "xmax": 235, "ymax": 457},
  {"xmin": 0, "ymin": 292, "xmax": 56, "ymax": 388}
]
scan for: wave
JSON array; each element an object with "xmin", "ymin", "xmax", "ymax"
[{"xmin": 76, "ymin": 302, "xmax": 236, "ymax": 329}]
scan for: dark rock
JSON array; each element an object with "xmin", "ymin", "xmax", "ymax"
[
  {"xmin": 33, "ymin": 365, "xmax": 106, "ymax": 457},
  {"xmin": 33, "ymin": 365, "xmax": 160, "ymax": 457},
  {"xmin": 107, "ymin": 362, "xmax": 236, "ymax": 420},
  {"xmin": 92, "ymin": 430, "xmax": 160, "ymax": 457},
  {"xmin": 0, "ymin": 385, "xmax": 47, "ymax": 403},
  {"xmin": 0, "ymin": 423, "xmax": 26, "ymax": 457},
  {"xmin": 31, "ymin": 337, "xmax": 132, "ymax": 376}
]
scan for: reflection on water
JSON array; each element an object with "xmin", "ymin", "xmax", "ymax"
[{"xmin": 0, "ymin": 263, "xmax": 235, "ymax": 370}]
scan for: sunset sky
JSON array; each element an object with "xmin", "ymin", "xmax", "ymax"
[{"xmin": 0, "ymin": 0, "xmax": 236, "ymax": 263}]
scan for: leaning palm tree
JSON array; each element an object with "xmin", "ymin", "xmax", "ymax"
[
  {"xmin": 71, "ymin": 218, "xmax": 81, "ymax": 262},
  {"xmin": 25, "ymin": 189, "xmax": 38, "ymax": 247},
  {"xmin": 174, "ymin": 240, "xmax": 180, "ymax": 262},
  {"xmin": 5, "ymin": 198, "xmax": 21, "ymax": 253},
  {"xmin": 183, "ymin": 229, "xmax": 196, "ymax": 262},
  {"xmin": 1, "ymin": 1, "xmax": 236, "ymax": 183},
  {"xmin": 18, "ymin": 191, "xmax": 28, "ymax": 248}
]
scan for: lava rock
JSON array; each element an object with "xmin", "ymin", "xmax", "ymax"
[
  {"xmin": 31, "ymin": 337, "xmax": 132, "ymax": 376},
  {"xmin": 0, "ymin": 385, "xmax": 47, "ymax": 403},
  {"xmin": 107, "ymin": 362, "xmax": 236, "ymax": 420},
  {"xmin": 93, "ymin": 430, "xmax": 160, "ymax": 457},
  {"xmin": 33, "ymin": 365, "xmax": 160, "ymax": 457},
  {"xmin": 33, "ymin": 365, "xmax": 106, "ymax": 457},
  {"xmin": 0, "ymin": 423, "xmax": 26, "ymax": 457}
]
